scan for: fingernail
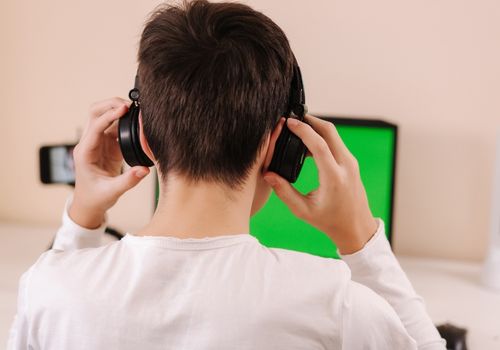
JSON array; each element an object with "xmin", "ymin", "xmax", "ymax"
[
  {"xmin": 287, "ymin": 118, "xmax": 299, "ymax": 127},
  {"xmin": 135, "ymin": 168, "xmax": 148, "ymax": 178}
]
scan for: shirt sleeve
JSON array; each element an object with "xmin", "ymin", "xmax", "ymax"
[
  {"xmin": 8, "ymin": 198, "xmax": 108, "ymax": 348},
  {"xmin": 340, "ymin": 219, "xmax": 446, "ymax": 350},
  {"xmin": 7, "ymin": 269, "xmax": 33, "ymax": 350},
  {"xmin": 51, "ymin": 196, "xmax": 107, "ymax": 251},
  {"xmin": 341, "ymin": 279, "xmax": 418, "ymax": 349}
]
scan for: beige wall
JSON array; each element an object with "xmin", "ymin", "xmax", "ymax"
[{"xmin": 1, "ymin": 0, "xmax": 499, "ymax": 260}]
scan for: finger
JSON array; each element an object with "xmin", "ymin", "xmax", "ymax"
[
  {"xmin": 263, "ymin": 117, "xmax": 286, "ymax": 171},
  {"xmin": 104, "ymin": 119, "xmax": 119, "ymax": 139},
  {"xmin": 110, "ymin": 166, "xmax": 150, "ymax": 197},
  {"xmin": 78, "ymin": 106, "xmax": 128, "ymax": 163},
  {"xmin": 90, "ymin": 97, "xmax": 129, "ymax": 119},
  {"xmin": 263, "ymin": 172, "xmax": 309, "ymax": 219},
  {"xmin": 286, "ymin": 118, "xmax": 339, "ymax": 183},
  {"xmin": 305, "ymin": 115, "xmax": 351, "ymax": 163},
  {"xmin": 80, "ymin": 101, "xmax": 126, "ymax": 142},
  {"xmin": 84, "ymin": 105, "xmax": 128, "ymax": 149}
]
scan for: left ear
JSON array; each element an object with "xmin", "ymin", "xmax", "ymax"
[{"xmin": 138, "ymin": 113, "xmax": 156, "ymax": 162}]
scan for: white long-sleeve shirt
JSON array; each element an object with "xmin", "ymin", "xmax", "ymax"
[{"xmin": 8, "ymin": 204, "xmax": 445, "ymax": 349}]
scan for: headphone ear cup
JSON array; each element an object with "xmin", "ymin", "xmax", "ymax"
[
  {"xmin": 118, "ymin": 103, "xmax": 154, "ymax": 167},
  {"xmin": 268, "ymin": 121, "xmax": 307, "ymax": 183}
]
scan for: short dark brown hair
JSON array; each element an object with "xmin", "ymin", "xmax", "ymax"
[{"xmin": 138, "ymin": 0, "xmax": 294, "ymax": 188}]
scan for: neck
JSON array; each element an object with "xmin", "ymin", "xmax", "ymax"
[{"xmin": 136, "ymin": 174, "xmax": 255, "ymax": 239}]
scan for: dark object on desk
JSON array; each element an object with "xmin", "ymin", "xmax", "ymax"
[{"xmin": 437, "ymin": 323, "xmax": 468, "ymax": 350}]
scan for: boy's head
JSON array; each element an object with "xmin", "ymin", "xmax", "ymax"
[{"xmin": 138, "ymin": 0, "xmax": 295, "ymax": 188}]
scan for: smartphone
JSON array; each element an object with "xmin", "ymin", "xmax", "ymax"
[{"xmin": 39, "ymin": 144, "xmax": 76, "ymax": 185}]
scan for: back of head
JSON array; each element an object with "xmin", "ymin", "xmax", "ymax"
[{"xmin": 138, "ymin": 0, "xmax": 294, "ymax": 188}]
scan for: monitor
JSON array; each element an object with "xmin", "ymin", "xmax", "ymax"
[{"xmin": 250, "ymin": 117, "xmax": 397, "ymax": 259}]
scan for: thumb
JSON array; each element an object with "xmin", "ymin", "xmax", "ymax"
[
  {"xmin": 263, "ymin": 172, "xmax": 308, "ymax": 218},
  {"xmin": 111, "ymin": 166, "xmax": 150, "ymax": 196}
]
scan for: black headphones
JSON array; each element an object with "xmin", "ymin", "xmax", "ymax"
[
  {"xmin": 267, "ymin": 63, "xmax": 308, "ymax": 182},
  {"xmin": 118, "ymin": 62, "xmax": 308, "ymax": 183},
  {"xmin": 118, "ymin": 76, "xmax": 154, "ymax": 167}
]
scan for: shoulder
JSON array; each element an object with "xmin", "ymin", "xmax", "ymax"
[
  {"xmin": 341, "ymin": 281, "xmax": 417, "ymax": 349},
  {"xmin": 246, "ymin": 244, "xmax": 354, "ymax": 345},
  {"xmin": 36, "ymin": 240, "xmax": 122, "ymax": 270},
  {"xmin": 260, "ymin": 244, "xmax": 351, "ymax": 277},
  {"xmin": 26, "ymin": 241, "xmax": 124, "ymax": 301},
  {"xmin": 254, "ymin": 243, "xmax": 353, "ymax": 297}
]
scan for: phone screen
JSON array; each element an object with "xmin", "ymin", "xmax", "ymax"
[{"xmin": 39, "ymin": 145, "xmax": 76, "ymax": 184}]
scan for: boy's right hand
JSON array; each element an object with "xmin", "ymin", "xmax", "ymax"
[
  {"xmin": 69, "ymin": 98, "xmax": 150, "ymax": 229},
  {"xmin": 263, "ymin": 115, "xmax": 378, "ymax": 255}
]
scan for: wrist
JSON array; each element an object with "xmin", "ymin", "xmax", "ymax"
[
  {"xmin": 69, "ymin": 200, "xmax": 106, "ymax": 230},
  {"xmin": 331, "ymin": 217, "xmax": 379, "ymax": 255}
]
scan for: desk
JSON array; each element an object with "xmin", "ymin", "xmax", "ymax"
[
  {"xmin": 398, "ymin": 256, "xmax": 500, "ymax": 349},
  {"xmin": 1, "ymin": 224, "xmax": 500, "ymax": 348}
]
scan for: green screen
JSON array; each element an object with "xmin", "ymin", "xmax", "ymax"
[{"xmin": 250, "ymin": 119, "xmax": 396, "ymax": 259}]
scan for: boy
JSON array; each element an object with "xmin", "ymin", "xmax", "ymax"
[{"xmin": 9, "ymin": 1, "xmax": 445, "ymax": 349}]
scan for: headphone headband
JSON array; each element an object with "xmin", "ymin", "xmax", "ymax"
[{"xmin": 288, "ymin": 59, "xmax": 307, "ymax": 119}]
